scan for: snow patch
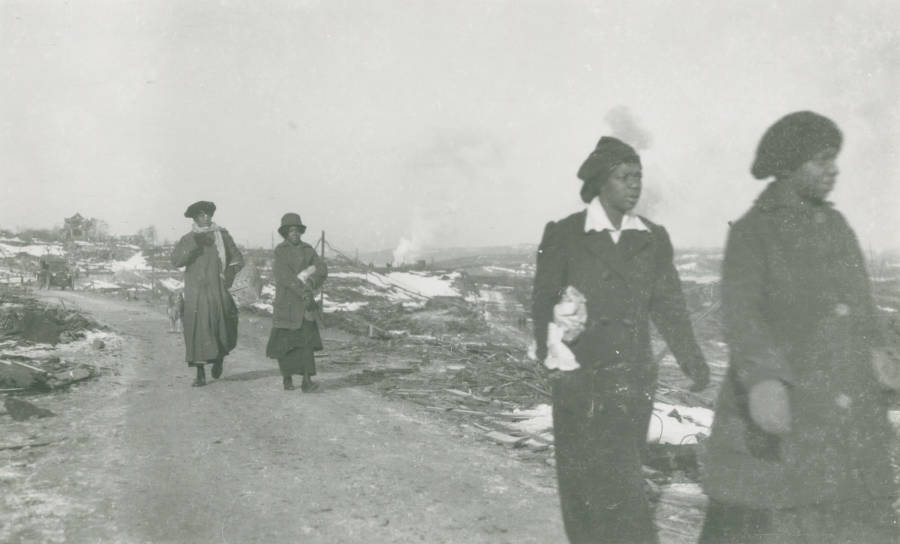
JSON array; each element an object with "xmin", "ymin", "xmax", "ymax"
[
  {"xmin": 507, "ymin": 401, "xmax": 714, "ymax": 445},
  {"xmin": 110, "ymin": 252, "xmax": 150, "ymax": 271}
]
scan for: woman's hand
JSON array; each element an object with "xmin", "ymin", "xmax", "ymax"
[
  {"xmin": 748, "ymin": 379, "xmax": 791, "ymax": 435},
  {"xmin": 872, "ymin": 346, "xmax": 900, "ymax": 390}
]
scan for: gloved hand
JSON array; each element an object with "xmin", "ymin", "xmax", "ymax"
[
  {"xmin": 193, "ymin": 232, "xmax": 213, "ymax": 246},
  {"xmin": 688, "ymin": 362, "xmax": 710, "ymax": 392},
  {"xmin": 748, "ymin": 379, "xmax": 791, "ymax": 435},
  {"xmin": 872, "ymin": 346, "xmax": 900, "ymax": 390}
]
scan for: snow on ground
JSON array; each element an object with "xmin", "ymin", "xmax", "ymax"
[
  {"xmin": 110, "ymin": 252, "xmax": 149, "ymax": 271},
  {"xmin": 681, "ymin": 274, "xmax": 719, "ymax": 284},
  {"xmin": 82, "ymin": 279, "xmax": 122, "ymax": 290},
  {"xmin": 0, "ymin": 242, "xmax": 65, "ymax": 258},
  {"xmin": 1, "ymin": 330, "xmax": 122, "ymax": 358},
  {"xmin": 506, "ymin": 401, "xmax": 714, "ymax": 445},
  {"xmin": 329, "ymin": 271, "xmax": 461, "ymax": 299},
  {"xmin": 878, "ymin": 305, "xmax": 897, "ymax": 313},
  {"xmin": 323, "ymin": 298, "xmax": 369, "ymax": 313}
]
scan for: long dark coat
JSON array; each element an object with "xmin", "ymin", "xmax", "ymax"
[
  {"xmin": 270, "ymin": 239, "xmax": 327, "ymax": 330},
  {"xmin": 532, "ymin": 210, "xmax": 708, "ymax": 544},
  {"xmin": 171, "ymin": 228, "xmax": 243, "ymax": 363},
  {"xmin": 703, "ymin": 181, "xmax": 898, "ymax": 509}
]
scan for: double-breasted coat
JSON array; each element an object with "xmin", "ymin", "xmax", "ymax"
[
  {"xmin": 703, "ymin": 181, "xmax": 898, "ymax": 509},
  {"xmin": 172, "ymin": 228, "xmax": 243, "ymax": 364},
  {"xmin": 532, "ymin": 210, "xmax": 708, "ymax": 544}
]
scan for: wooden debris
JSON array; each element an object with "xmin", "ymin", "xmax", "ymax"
[
  {"xmin": 484, "ymin": 431, "xmax": 529, "ymax": 448},
  {"xmin": 4, "ymin": 397, "xmax": 56, "ymax": 420}
]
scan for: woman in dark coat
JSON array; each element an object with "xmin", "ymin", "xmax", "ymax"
[
  {"xmin": 700, "ymin": 111, "xmax": 899, "ymax": 543},
  {"xmin": 266, "ymin": 213, "xmax": 328, "ymax": 391},
  {"xmin": 532, "ymin": 136, "xmax": 710, "ymax": 544},
  {"xmin": 171, "ymin": 200, "xmax": 244, "ymax": 387}
]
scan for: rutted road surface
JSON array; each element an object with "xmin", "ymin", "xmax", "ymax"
[{"xmin": 6, "ymin": 290, "xmax": 565, "ymax": 543}]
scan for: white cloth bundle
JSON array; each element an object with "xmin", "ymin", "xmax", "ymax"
[{"xmin": 544, "ymin": 286, "xmax": 587, "ymax": 371}]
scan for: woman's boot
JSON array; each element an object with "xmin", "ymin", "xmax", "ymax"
[
  {"xmin": 192, "ymin": 365, "xmax": 206, "ymax": 387},
  {"xmin": 301, "ymin": 372, "xmax": 319, "ymax": 392},
  {"xmin": 210, "ymin": 358, "xmax": 223, "ymax": 379},
  {"xmin": 283, "ymin": 375, "xmax": 295, "ymax": 391}
]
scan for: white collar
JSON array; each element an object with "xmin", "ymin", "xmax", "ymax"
[{"xmin": 584, "ymin": 197, "xmax": 650, "ymax": 234}]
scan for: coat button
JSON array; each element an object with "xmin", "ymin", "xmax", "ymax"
[{"xmin": 834, "ymin": 303, "xmax": 850, "ymax": 317}]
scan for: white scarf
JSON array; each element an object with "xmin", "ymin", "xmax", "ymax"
[{"xmin": 191, "ymin": 221, "xmax": 227, "ymax": 278}]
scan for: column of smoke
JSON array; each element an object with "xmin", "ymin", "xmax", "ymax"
[{"xmin": 392, "ymin": 130, "xmax": 503, "ymax": 266}]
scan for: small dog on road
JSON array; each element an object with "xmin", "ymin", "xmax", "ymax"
[{"xmin": 167, "ymin": 291, "xmax": 184, "ymax": 333}]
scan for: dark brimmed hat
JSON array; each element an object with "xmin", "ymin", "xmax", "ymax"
[
  {"xmin": 751, "ymin": 111, "xmax": 842, "ymax": 179},
  {"xmin": 577, "ymin": 136, "xmax": 641, "ymax": 183},
  {"xmin": 278, "ymin": 213, "xmax": 307, "ymax": 237},
  {"xmin": 184, "ymin": 201, "xmax": 216, "ymax": 219}
]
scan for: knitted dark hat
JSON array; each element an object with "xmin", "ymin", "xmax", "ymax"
[
  {"xmin": 278, "ymin": 212, "xmax": 307, "ymax": 237},
  {"xmin": 577, "ymin": 136, "xmax": 641, "ymax": 183},
  {"xmin": 184, "ymin": 201, "xmax": 216, "ymax": 219},
  {"xmin": 751, "ymin": 111, "xmax": 842, "ymax": 179}
]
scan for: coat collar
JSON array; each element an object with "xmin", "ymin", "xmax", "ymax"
[
  {"xmin": 755, "ymin": 181, "xmax": 834, "ymax": 213},
  {"xmin": 572, "ymin": 211, "xmax": 654, "ymax": 280}
]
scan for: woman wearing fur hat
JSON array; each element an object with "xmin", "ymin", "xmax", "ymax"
[
  {"xmin": 266, "ymin": 213, "xmax": 328, "ymax": 391},
  {"xmin": 171, "ymin": 201, "xmax": 244, "ymax": 387},
  {"xmin": 531, "ymin": 136, "xmax": 709, "ymax": 543},
  {"xmin": 699, "ymin": 111, "xmax": 899, "ymax": 543}
]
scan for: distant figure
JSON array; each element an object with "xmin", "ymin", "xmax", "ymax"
[
  {"xmin": 266, "ymin": 213, "xmax": 328, "ymax": 391},
  {"xmin": 171, "ymin": 201, "xmax": 244, "ymax": 387},
  {"xmin": 166, "ymin": 291, "xmax": 184, "ymax": 333},
  {"xmin": 700, "ymin": 111, "xmax": 900, "ymax": 543},
  {"xmin": 38, "ymin": 258, "xmax": 50, "ymax": 289},
  {"xmin": 531, "ymin": 136, "xmax": 709, "ymax": 544}
]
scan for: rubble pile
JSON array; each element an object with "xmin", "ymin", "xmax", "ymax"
[{"xmin": 0, "ymin": 294, "xmax": 108, "ymax": 391}]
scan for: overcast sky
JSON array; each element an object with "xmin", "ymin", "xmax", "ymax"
[{"xmin": 2, "ymin": 0, "xmax": 898, "ymax": 257}]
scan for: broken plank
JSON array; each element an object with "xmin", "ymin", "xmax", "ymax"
[{"xmin": 484, "ymin": 431, "xmax": 529, "ymax": 448}]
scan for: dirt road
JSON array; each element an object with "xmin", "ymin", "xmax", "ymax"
[{"xmin": 3, "ymin": 290, "xmax": 565, "ymax": 543}]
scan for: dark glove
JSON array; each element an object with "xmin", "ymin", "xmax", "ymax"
[
  {"xmin": 193, "ymin": 232, "xmax": 213, "ymax": 246},
  {"xmin": 688, "ymin": 361, "xmax": 711, "ymax": 392}
]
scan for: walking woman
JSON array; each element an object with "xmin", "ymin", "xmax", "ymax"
[
  {"xmin": 700, "ymin": 111, "xmax": 899, "ymax": 543},
  {"xmin": 266, "ymin": 213, "xmax": 328, "ymax": 391},
  {"xmin": 172, "ymin": 200, "xmax": 244, "ymax": 386},
  {"xmin": 531, "ymin": 136, "xmax": 710, "ymax": 543}
]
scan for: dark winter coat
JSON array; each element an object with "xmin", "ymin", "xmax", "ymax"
[
  {"xmin": 532, "ymin": 211, "xmax": 708, "ymax": 392},
  {"xmin": 703, "ymin": 181, "xmax": 898, "ymax": 508},
  {"xmin": 271, "ymin": 239, "xmax": 327, "ymax": 330},
  {"xmin": 171, "ymin": 228, "xmax": 244, "ymax": 363},
  {"xmin": 532, "ymin": 210, "xmax": 708, "ymax": 543}
]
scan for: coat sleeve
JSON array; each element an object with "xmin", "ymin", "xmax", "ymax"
[
  {"xmin": 838, "ymin": 214, "xmax": 886, "ymax": 347},
  {"xmin": 306, "ymin": 250, "xmax": 328, "ymax": 291},
  {"xmin": 221, "ymin": 230, "xmax": 244, "ymax": 289},
  {"xmin": 171, "ymin": 234, "xmax": 201, "ymax": 268},
  {"xmin": 531, "ymin": 221, "xmax": 566, "ymax": 362},
  {"xmin": 722, "ymin": 221, "xmax": 794, "ymax": 388},
  {"xmin": 648, "ymin": 226, "xmax": 709, "ymax": 386},
  {"xmin": 273, "ymin": 247, "xmax": 307, "ymax": 298}
]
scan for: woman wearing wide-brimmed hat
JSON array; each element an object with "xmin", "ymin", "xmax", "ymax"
[
  {"xmin": 171, "ymin": 200, "xmax": 244, "ymax": 387},
  {"xmin": 699, "ymin": 111, "xmax": 899, "ymax": 543},
  {"xmin": 531, "ymin": 136, "xmax": 709, "ymax": 543},
  {"xmin": 266, "ymin": 213, "xmax": 328, "ymax": 391}
]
